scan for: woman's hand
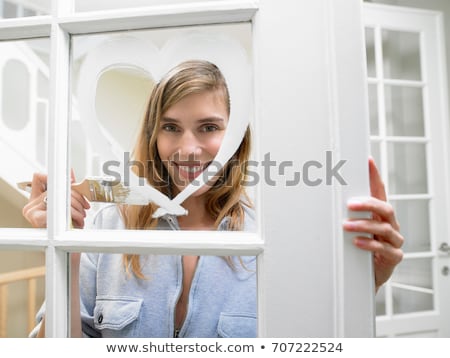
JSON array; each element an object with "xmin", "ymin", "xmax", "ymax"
[
  {"xmin": 343, "ymin": 158, "xmax": 404, "ymax": 292},
  {"xmin": 22, "ymin": 171, "xmax": 90, "ymax": 229},
  {"xmin": 22, "ymin": 173, "xmax": 48, "ymax": 228}
]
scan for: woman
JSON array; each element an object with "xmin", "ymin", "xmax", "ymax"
[{"xmin": 23, "ymin": 60, "xmax": 403, "ymax": 337}]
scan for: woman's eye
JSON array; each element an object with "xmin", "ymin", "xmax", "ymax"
[
  {"xmin": 200, "ymin": 124, "xmax": 219, "ymax": 132},
  {"xmin": 162, "ymin": 124, "xmax": 179, "ymax": 132}
]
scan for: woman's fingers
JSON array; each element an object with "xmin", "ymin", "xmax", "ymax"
[
  {"xmin": 352, "ymin": 235, "xmax": 403, "ymax": 288},
  {"xmin": 29, "ymin": 173, "xmax": 48, "ymax": 200},
  {"xmin": 71, "ymin": 190, "xmax": 90, "ymax": 229},
  {"xmin": 71, "ymin": 190, "xmax": 90, "ymax": 212},
  {"xmin": 22, "ymin": 192, "xmax": 48, "ymax": 228},
  {"xmin": 22, "ymin": 173, "xmax": 91, "ymax": 229},
  {"xmin": 353, "ymin": 236, "xmax": 403, "ymax": 261},
  {"xmin": 347, "ymin": 197, "xmax": 400, "ymax": 231},
  {"xmin": 343, "ymin": 218, "xmax": 404, "ymax": 249},
  {"xmin": 369, "ymin": 157, "xmax": 387, "ymax": 201},
  {"xmin": 23, "ymin": 173, "xmax": 48, "ymax": 228},
  {"xmin": 344, "ymin": 158, "xmax": 405, "ymax": 291}
]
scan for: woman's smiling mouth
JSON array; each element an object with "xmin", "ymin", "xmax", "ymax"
[{"xmin": 173, "ymin": 162, "xmax": 211, "ymax": 181}]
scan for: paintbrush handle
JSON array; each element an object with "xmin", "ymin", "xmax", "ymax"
[
  {"xmin": 17, "ymin": 181, "xmax": 33, "ymax": 193},
  {"xmin": 17, "ymin": 180, "xmax": 92, "ymax": 199}
]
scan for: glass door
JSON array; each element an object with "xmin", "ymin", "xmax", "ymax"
[{"xmin": 364, "ymin": 3, "xmax": 450, "ymax": 337}]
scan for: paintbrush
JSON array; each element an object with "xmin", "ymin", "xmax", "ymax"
[{"xmin": 17, "ymin": 177, "xmax": 188, "ymax": 216}]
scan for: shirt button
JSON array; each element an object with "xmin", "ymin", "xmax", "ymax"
[{"xmin": 98, "ymin": 314, "xmax": 103, "ymax": 324}]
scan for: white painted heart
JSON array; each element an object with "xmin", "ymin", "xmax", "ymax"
[{"xmin": 76, "ymin": 31, "xmax": 251, "ymax": 217}]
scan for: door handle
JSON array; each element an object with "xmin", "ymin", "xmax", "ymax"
[{"xmin": 439, "ymin": 242, "xmax": 450, "ymax": 253}]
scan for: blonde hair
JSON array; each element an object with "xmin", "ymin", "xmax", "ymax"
[{"xmin": 121, "ymin": 60, "xmax": 252, "ymax": 278}]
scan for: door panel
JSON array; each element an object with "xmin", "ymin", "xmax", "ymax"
[{"xmin": 364, "ymin": 3, "xmax": 450, "ymax": 337}]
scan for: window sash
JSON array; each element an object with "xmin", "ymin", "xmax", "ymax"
[
  {"xmin": 0, "ymin": 0, "xmax": 375, "ymax": 338},
  {"xmin": 0, "ymin": 0, "xmax": 261, "ymax": 337}
]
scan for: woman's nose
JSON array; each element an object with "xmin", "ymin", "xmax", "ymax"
[{"xmin": 177, "ymin": 131, "xmax": 202, "ymax": 159}]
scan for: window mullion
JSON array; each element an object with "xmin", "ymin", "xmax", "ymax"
[{"xmin": 44, "ymin": 0, "xmax": 72, "ymax": 338}]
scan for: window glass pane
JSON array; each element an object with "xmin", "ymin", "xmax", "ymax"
[
  {"xmin": 391, "ymin": 258, "xmax": 434, "ymax": 315},
  {"xmin": 385, "ymin": 85, "xmax": 425, "ymax": 137},
  {"xmin": 74, "ymin": 0, "xmax": 226, "ymax": 12},
  {"xmin": 392, "ymin": 200, "xmax": 430, "ymax": 253},
  {"xmin": 365, "ymin": 27, "xmax": 376, "ymax": 78},
  {"xmin": 0, "ymin": 0, "xmax": 49, "ymax": 18},
  {"xmin": 370, "ymin": 142, "xmax": 381, "ymax": 166},
  {"xmin": 392, "ymin": 287, "xmax": 433, "ymax": 315},
  {"xmin": 0, "ymin": 38, "xmax": 50, "ymax": 228},
  {"xmin": 70, "ymin": 23, "xmax": 254, "ymax": 232},
  {"xmin": 68, "ymin": 252, "xmax": 256, "ymax": 338},
  {"xmin": 2, "ymin": 60, "xmax": 29, "ymax": 130},
  {"xmin": 387, "ymin": 142, "xmax": 428, "ymax": 195},
  {"xmin": 368, "ymin": 84, "xmax": 379, "ymax": 135},
  {"xmin": 382, "ymin": 30, "xmax": 421, "ymax": 81},
  {"xmin": 0, "ymin": 250, "xmax": 45, "ymax": 337},
  {"xmin": 391, "ymin": 258, "xmax": 432, "ymax": 289}
]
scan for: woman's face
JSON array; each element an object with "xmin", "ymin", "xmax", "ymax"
[{"xmin": 156, "ymin": 90, "xmax": 228, "ymax": 195}]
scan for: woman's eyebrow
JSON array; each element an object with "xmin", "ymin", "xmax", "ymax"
[
  {"xmin": 197, "ymin": 117, "xmax": 225, "ymax": 124},
  {"xmin": 161, "ymin": 116, "xmax": 225, "ymax": 123},
  {"xmin": 160, "ymin": 117, "xmax": 180, "ymax": 123}
]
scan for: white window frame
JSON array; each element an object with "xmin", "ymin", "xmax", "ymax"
[{"xmin": 0, "ymin": 0, "xmax": 374, "ymax": 337}]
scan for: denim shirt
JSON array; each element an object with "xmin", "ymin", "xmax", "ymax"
[{"xmin": 79, "ymin": 204, "xmax": 257, "ymax": 338}]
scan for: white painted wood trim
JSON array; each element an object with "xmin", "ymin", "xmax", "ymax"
[
  {"xmin": 58, "ymin": 0, "xmax": 258, "ymax": 34},
  {"xmin": 0, "ymin": 16, "xmax": 51, "ymax": 40},
  {"xmin": 327, "ymin": 0, "xmax": 374, "ymax": 337},
  {"xmin": 255, "ymin": 0, "xmax": 372, "ymax": 337},
  {"xmin": 376, "ymin": 312, "xmax": 439, "ymax": 337},
  {"xmin": 56, "ymin": 231, "xmax": 263, "ymax": 255},
  {"xmin": 43, "ymin": 0, "xmax": 73, "ymax": 339}
]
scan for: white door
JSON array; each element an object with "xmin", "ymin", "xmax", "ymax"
[
  {"xmin": 364, "ymin": 3, "xmax": 450, "ymax": 337},
  {"xmin": 0, "ymin": 0, "xmax": 374, "ymax": 337}
]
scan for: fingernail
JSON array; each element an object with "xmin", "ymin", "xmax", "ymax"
[
  {"xmin": 343, "ymin": 220, "xmax": 356, "ymax": 229},
  {"xmin": 347, "ymin": 198, "xmax": 368, "ymax": 208},
  {"xmin": 347, "ymin": 198, "xmax": 363, "ymax": 205}
]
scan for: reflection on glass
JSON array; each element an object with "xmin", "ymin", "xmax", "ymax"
[
  {"xmin": 368, "ymin": 84, "xmax": 379, "ymax": 135},
  {"xmin": 0, "ymin": 0, "xmax": 49, "ymax": 18},
  {"xmin": 382, "ymin": 30, "xmax": 421, "ymax": 81},
  {"xmin": 387, "ymin": 142, "xmax": 428, "ymax": 194},
  {"xmin": 392, "ymin": 200, "xmax": 430, "ymax": 253},
  {"xmin": 365, "ymin": 27, "xmax": 376, "ymax": 78},
  {"xmin": 385, "ymin": 85, "xmax": 424, "ymax": 137},
  {"xmin": 0, "ymin": 250, "xmax": 45, "ymax": 337},
  {"xmin": 0, "ymin": 38, "xmax": 50, "ymax": 228}
]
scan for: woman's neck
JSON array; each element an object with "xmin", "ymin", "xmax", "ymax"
[{"xmin": 176, "ymin": 195, "xmax": 215, "ymax": 230}]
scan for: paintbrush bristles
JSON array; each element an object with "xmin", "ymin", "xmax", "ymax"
[{"xmin": 87, "ymin": 180, "xmax": 130, "ymax": 203}]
